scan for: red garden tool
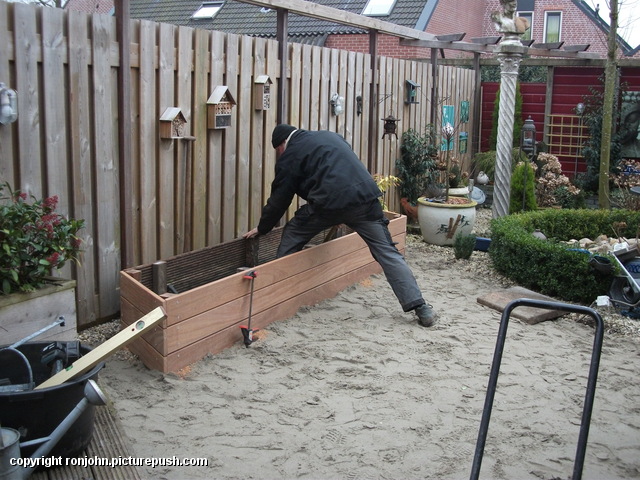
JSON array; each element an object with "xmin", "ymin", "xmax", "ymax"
[{"xmin": 239, "ymin": 270, "xmax": 259, "ymax": 347}]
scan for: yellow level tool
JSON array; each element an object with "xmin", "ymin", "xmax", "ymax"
[{"xmin": 35, "ymin": 307, "xmax": 166, "ymax": 390}]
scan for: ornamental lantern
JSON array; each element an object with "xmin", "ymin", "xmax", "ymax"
[
  {"xmin": 381, "ymin": 114, "xmax": 399, "ymax": 139},
  {"xmin": 521, "ymin": 115, "xmax": 536, "ymax": 156}
]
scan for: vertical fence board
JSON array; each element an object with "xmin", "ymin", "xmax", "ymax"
[
  {"xmin": 250, "ymin": 38, "xmax": 266, "ymax": 229},
  {"xmin": 175, "ymin": 26, "xmax": 194, "ymax": 253},
  {"xmin": 0, "ymin": 3, "xmax": 15, "ymax": 184},
  {"xmin": 207, "ymin": 30, "xmax": 225, "ymax": 245},
  {"xmin": 42, "ymin": 9, "xmax": 68, "ymax": 210},
  {"xmin": 191, "ymin": 28, "xmax": 210, "ymax": 249},
  {"xmin": 13, "ymin": 4, "xmax": 41, "ymax": 196},
  {"xmin": 158, "ymin": 22, "xmax": 177, "ymax": 260},
  {"xmin": 320, "ymin": 47, "xmax": 331, "ymax": 132},
  {"xmin": 344, "ymin": 50, "xmax": 355, "ymax": 147},
  {"xmin": 138, "ymin": 20, "xmax": 157, "ymax": 263},
  {"xmin": 68, "ymin": 10, "xmax": 97, "ymax": 324},
  {"xmin": 262, "ymin": 38, "xmax": 279, "ymax": 208},
  {"xmin": 222, "ymin": 34, "xmax": 239, "ymax": 241},
  {"xmin": 92, "ymin": 13, "xmax": 120, "ymax": 317},
  {"xmin": 236, "ymin": 34, "xmax": 253, "ymax": 236}
]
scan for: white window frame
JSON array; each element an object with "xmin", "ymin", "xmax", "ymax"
[
  {"xmin": 543, "ymin": 11, "xmax": 562, "ymax": 43},
  {"xmin": 517, "ymin": 11, "xmax": 534, "ymax": 41},
  {"xmin": 192, "ymin": 1, "xmax": 224, "ymax": 20},
  {"xmin": 362, "ymin": 0, "xmax": 396, "ymax": 17}
]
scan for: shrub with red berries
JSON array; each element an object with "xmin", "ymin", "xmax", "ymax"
[{"xmin": 1, "ymin": 182, "xmax": 84, "ymax": 293}]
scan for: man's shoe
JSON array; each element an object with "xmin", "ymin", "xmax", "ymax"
[{"xmin": 415, "ymin": 303, "xmax": 437, "ymax": 327}]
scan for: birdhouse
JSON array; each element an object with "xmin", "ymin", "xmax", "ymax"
[
  {"xmin": 405, "ymin": 80, "xmax": 420, "ymax": 104},
  {"xmin": 159, "ymin": 107, "xmax": 187, "ymax": 139},
  {"xmin": 254, "ymin": 75, "xmax": 272, "ymax": 111},
  {"xmin": 207, "ymin": 86, "xmax": 236, "ymax": 129}
]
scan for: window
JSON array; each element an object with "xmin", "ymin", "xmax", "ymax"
[
  {"xmin": 517, "ymin": 11, "xmax": 533, "ymax": 40},
  {"xmin": 544, "ymin": 11, "xmax": 562, "ymax": 43},
  {"xmin": 362, "ymin": 0, "xmax": 396, "ymax": 16},
  {"xmin": 192, "ymin": 1, "xmax": 224, "ymax": 20}
]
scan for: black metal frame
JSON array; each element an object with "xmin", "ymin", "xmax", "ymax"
[{"xmin": 470, "ymin": 298, "xmax": 604, "ymax": 480}]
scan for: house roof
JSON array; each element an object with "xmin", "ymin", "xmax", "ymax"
[{"xmin": 130, "ymin": 0, "xmax": 435, "ymax": 44}]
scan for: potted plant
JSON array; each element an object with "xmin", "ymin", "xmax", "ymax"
[
  {"xmin": 396, "ymin": 126, "xmax": 439, "ymax": 222},
  {"xmin": 0, "ymin": 182, "xmax": 85, "ymax": 343},
  {"xmin": 416, "ymin": 123, "xmax": 478, "ymax": 246}
]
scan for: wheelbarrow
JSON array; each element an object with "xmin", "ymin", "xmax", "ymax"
[
  {"xmin": 609, "ymin": 250, "xmax": 640, "ymax": 311},
  {"xmin": 470, "ymin": 299, "xmax": 604, "ymax": 480}
]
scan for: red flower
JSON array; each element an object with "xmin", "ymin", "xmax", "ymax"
[
  {"xmin": 43, "ymin": 195, "xmax": 59, "ymax": 210},
  {"xmin": 47, "ymin": 252, "xmax": 60, "ymax": 266}
]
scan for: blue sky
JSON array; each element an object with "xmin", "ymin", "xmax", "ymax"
[{"xmin": 584, "ymin": 0, "xmax": 640, "ymax": 48}]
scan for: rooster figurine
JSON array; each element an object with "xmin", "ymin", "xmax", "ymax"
[{"xmin": 400, "ymin": 197, "xmax": 418, "ymax": 222}]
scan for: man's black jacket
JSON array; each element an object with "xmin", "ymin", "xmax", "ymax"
[{"xmin": 257, "ymin": 130, "xmax": 382, "ymax": 235}]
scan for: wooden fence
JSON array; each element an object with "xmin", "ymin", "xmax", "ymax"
[{"xmin": 0, "ymin": 2, "xmax": 476, "ymax": 327}]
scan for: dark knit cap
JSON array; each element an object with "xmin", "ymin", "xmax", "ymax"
[{"xmin": 271, "ymin": 124, "xmax": 297, "ymax": 148}]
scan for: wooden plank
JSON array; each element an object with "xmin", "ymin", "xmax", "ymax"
[
  {"xmin": 236, "ymin": 34, "xmax": 253, "ymax": 235},
  {"xmin": 207, "ymin": 30, "xmax": 226, "ymax": 245},
  {"xmin": 128, "ymin": 20, "xmax": 142, "ymax": 263},
  {"xmin": 14, "ymin": 3, "xmax": 41, "ymax": 197},
  {"xmin": 41, "ymin": 7, "xmax": 70, "ymax": 236},
  {"xmin": 250, "ymin": 37, "xmax": 266, "ymax": 229},
  {"xmin": 320, "ymin": 46, "xmax": 331, "ymax": 132},
  {"xmin": 36, "ymin": 307, "xmax": 166, "ymax": 389},
  {"xmin": 263, "ymin": 38, "xmax": 279, "ymax": 207},
  {"xmin": 138, "ymin": 20, "xmax": 158, "ymax": 263},
  {"xmin": 191, "ymin": 27, "xmax": 209, "ymax": 249},
  {"xmin": 222, "ymin": 33, "xmax": 239, "ymax": 242},
  {"xmin": 92, "ymin": 13, "xmax": 120, "ymax": 318},
  {"xmin": 351, "ymin": 50, "xmax": 363, "ymax": 159},
  {"xmin": 0, "ymin": 2, "xmax": 15, "ymax": 184},
  {"xmin": 158, "ymin": 22, "xmax": 177, "ymax": 260},
  {"xmin": 68, "ymin": 10, "xmax": 99, "ymax": 325},
  {"xmin": 175, "ymin": 25, "xmax": 194, "ymax": 253},
  {"xmin": 309, "ymin": 45, "xmax": 321, "ymax": 131}
]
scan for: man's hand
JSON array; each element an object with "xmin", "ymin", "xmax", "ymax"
[{"xmin": 243, "ymin": 227, "xmax": 259, "ymax": 239}]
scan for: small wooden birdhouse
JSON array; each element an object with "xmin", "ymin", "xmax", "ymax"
[
  {"xmin": 405, "ymin": 80, "xmax": 420, "ymax": 105},
  {"xmin": 207, "ymin": 86, "xmax": 236, "ymax": 129},
  {"xmin": 254, "ymin": 75, "xmax": 272, "ymax": 111},
  {"xmin": 159, "ymin": 107, "xmax": 187, "ymax": 139}
]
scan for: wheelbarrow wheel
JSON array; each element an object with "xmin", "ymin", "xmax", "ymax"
[{"xmin": 609, "ymin": 276, "xmax": 640, "ymax": 307}]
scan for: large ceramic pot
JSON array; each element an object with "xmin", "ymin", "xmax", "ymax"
[{"xmin": 417, "ymin": 197, "xmax": 477, "ymax": 246}]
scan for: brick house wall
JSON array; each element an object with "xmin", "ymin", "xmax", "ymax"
[
  {"xmin": 326, "ymin": 0, "xmax": 638, "ymax": 60},
  {"xmin": 325, "ymin": 33, "xmax": 434, "ymax": 58},
  {"xmin": 427, "ymin": 0, "xmax": 486, "ymax": 39},
  {"xmin": 483, "ymin": 0, "xmax": 637, "ymax": 59}
]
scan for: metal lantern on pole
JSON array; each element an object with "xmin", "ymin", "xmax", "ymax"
[
  {"xmin": 521, "ymin": 116, "xmax": 536, "ymax": 156},
  {"xmin": 520, "ymin": 116, "xmax": 537, "ymax": 211}
]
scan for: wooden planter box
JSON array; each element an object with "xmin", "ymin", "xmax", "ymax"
[{"xmin": 120, "ymin": 212, "xmax": 406, "ymax": 373}]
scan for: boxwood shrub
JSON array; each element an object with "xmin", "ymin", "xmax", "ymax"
[{"xmin": 489, "ymin": 209, "xmax": 640, "ymax": 304}]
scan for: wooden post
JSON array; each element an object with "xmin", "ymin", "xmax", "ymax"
[{"xmin": 152, "ymin": 261, "xmax": 167, "ymax": 295}]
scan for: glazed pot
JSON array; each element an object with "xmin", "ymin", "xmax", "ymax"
[{"xmin": 417, "ymin": 197, "xmax": 477, "ymax": 246}]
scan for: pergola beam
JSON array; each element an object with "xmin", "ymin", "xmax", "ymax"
[{"xmin": 237, "ymin": 0, "xmax": 599, "ymax": 59}]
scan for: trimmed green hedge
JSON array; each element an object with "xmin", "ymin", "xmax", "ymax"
[{"xmin": 489, "ymin": 209, "xmax": 640, "ymax": 304}]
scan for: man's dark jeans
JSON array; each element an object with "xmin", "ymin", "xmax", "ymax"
[{"xmin": 277, "ymin": 200, "xmax": 425, "ymax": 312}]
